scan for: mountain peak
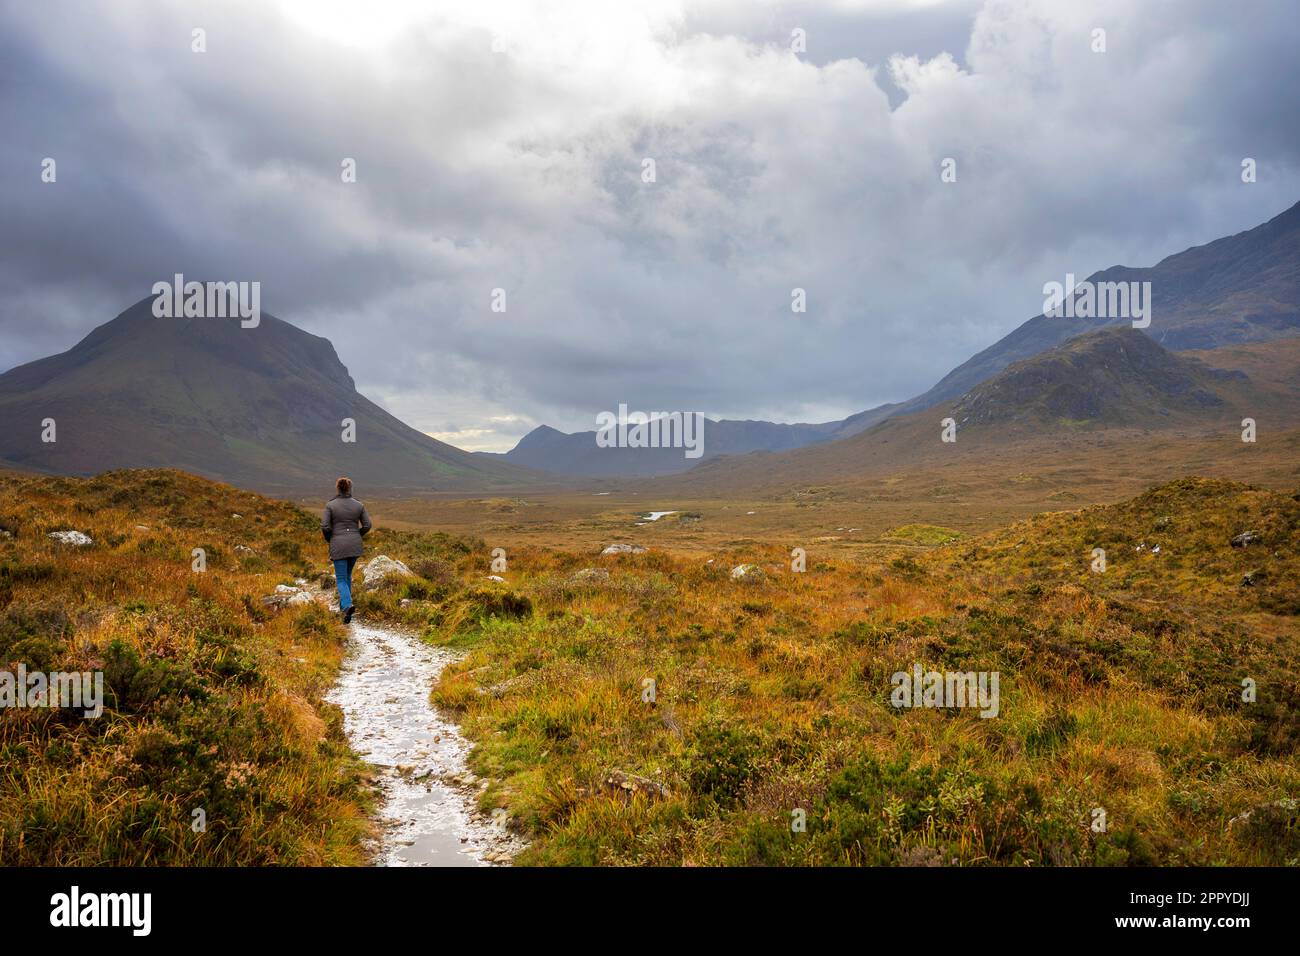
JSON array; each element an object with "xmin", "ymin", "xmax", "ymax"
[
  {"xmin": 512, "ymin": 424, "xmax": 567, "ymax": 452},
  {"xmin": 0, "ymin": 298, "xmax": 534, "ymax": 493}
]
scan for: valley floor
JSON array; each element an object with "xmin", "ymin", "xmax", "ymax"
[
  {"xmin": 362, "ymin": 426, "xmax": 1300, "ymax": 560},
  {"xmin": 2, "ymin": 468, "xmax": 1297, "ymax": 865}
]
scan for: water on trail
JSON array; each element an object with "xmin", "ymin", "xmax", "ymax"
[
  {"xmin": 636, "ymin": 510, "xmax": 678, "ymax": 525},
  {"xmin": 326, "ymin": 620, "xmax": 521, "ymax": 866}
]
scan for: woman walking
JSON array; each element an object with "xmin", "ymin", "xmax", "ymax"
[{"xmin": 321, "ymin": 476, "xmax": 372, "ymax": 623}]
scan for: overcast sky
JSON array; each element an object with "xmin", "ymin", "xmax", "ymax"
[{"xmin": 3, "ymin": 0, "xmax": 1298, "ymax": 451}]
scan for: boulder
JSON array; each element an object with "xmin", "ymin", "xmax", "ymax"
[
  {"xmin": 730, "ymin": 563, "xmax": 764, "ymax": 580},
  {"xmin": 261, "ymin": 585, "xmax": 316, "ymax": 609},
  {"xmin": 361, "ymin": 555, "xmax": 414, "ymax": 590},
  {"xmin": 570, "ymin": 568, "xmax": 611, "ymax": 586},
  {"xmin": 603, "ymin": 770, "xmax": 670, "ymax": 800},
  {"xmin": 602, "ymin": 543, "xmax": 646, "ymax": 555},
  {"xmin": 1228, "ymin": 797, "xmax": 1300, "ymax": 829},
  {"xmin": 398, "ymin": 598, "xmax": 436, "ymax": 612},
  {"xmin": 1230, "ymin": 531, "xmax": 1261, "ymax": 548},
  {"xmin": 48, "ymin": 530, "xmax": 93, "ymax": 547},
  {"xmin": 480, "ymin": 675, "xmax": 520, "ymax": 699}
]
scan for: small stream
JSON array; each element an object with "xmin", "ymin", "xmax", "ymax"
[
  {"xmin": 326, "ymin": 620, "xmax": 521, "ymax": 866},
  {"xmin": 636, "ymin": 510, "xmax": 678, "ymax": 525}
]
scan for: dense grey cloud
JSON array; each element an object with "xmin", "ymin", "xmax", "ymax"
[{"xmin": 2, "ymin": 0, "xmax": 1298, "ymax": 450}]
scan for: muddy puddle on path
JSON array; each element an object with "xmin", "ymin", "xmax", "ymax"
[{"xmin": 326, "ymin": 621, "xmax": 522, "ymax": 866}]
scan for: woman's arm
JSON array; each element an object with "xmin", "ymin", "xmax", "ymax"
[
  {"xmin": 320, "ymin": 503, "xmax": 333, "ymax": 542},
  {"xmin": 359, "ymin": 504, "xmax": 372, "ymax": 537}
]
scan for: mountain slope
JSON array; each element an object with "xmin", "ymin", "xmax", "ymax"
[
  {"xmin": 949, "ymin": 327, "xmax": 1243, "ymax": 429},
  {"xmin": 653, "ymin": 329, "xmax": 1296, "ymax": 495},
  {"xmin": 0, "ymin": 296, "xmax": 541, "ymax": 494},
  {"xmin": 881, "ymin": 199, "xmax": 1300, "ymax": 422}
]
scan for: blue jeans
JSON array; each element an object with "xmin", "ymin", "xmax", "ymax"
[{"xmin": 333, "ymin": 557, "xmax": 358, "ymax": 610}]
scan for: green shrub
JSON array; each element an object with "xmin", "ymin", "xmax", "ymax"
[
  {"xmin": 268, "ymin": 539, "xmax": 303, "ymax": 566},
  {"xmin": 0, "ymin": 603, "xmax": 73, "ymax": 670},
  {"xmin": 436, "ymin": 587, "xmax": 533, "ymax": 634},
  {"xmin": 411, "ymin": 556, "xmax": 457, "ymax": 587},
  {"xmin": 682, "ymin": 720, "xmax": 759, "ymax": 805}
]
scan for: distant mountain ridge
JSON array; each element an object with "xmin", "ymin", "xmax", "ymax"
[
  {"xmin": 509, "ymin": 200, "xmax": 1300, "ymax": 477},
  {"xmin": 0, "ymin": 297, "xmax": 541, "ymax": 494},
  {"xmin": 497, "ymin": 416, "xmax": 842, "ymax": 477}
]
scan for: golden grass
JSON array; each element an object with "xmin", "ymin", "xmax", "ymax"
[
  {"xmin": 401, "ymin": 477, "xmax": 1300, "ymax": 866},
  {"xmin": 0, "ymin": 469, "xmax": 372, "ymax": 865},
  {"xmin": 2, "ymin": 468, "xmax": 1296, "ymax": 867}
]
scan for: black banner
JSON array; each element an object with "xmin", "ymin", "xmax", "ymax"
[{"xmin": 0, "ymin": 866, "xmax": 1279, "ymax": 942}]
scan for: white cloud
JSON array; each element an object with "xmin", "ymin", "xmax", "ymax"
[{"xmin": 3, "ymin": 0, "xmax": 1298, "ymax": 451}]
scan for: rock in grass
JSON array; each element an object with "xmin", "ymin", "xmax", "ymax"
[
  {"xmin": 602, "ymin": 543, "xmax": 646, "ymax": 555},
  {"xmin": 603, "ymin": 770, "xmax": 670, "ymax": 800},
  {"xmin": 48, "ymin": 530, "xmax": 93, "ymax": 546},
  {"xmin": 361, "ymin": 554, "xmax": 414, "ymax": 589},
  {"xmin": 1228, "ymin": 797, "xmax": 1300, "ymax": 828},
  {"xmin": 480, "ymin": 675, "xmax": 519, "ymax": 699},
  {"xmin": 569, "ymin": 568, "xmax": 611, "ymax": 585},
  {"xmin": 1230, "ymin": 530, "xmax": 1261, "ymax": 548},
  {"xmin": 261, "ymin": 585, "xmax": 316, "ymax": 609},
  {"xmin": 730, "ymin": 563, "xmax": 764, "ymax": 580}
]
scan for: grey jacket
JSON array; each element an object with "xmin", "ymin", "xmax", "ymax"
[{"xmin": 321, "ymin": 494, "xmax": 372, "ymax": 561}]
